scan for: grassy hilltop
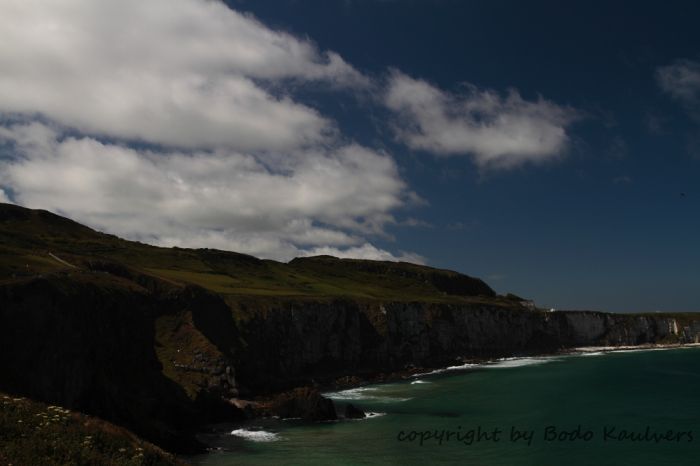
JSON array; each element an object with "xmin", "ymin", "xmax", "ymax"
[{"xmin": 0, "ymin": 202, "xmax": 500, "ymax": 304}]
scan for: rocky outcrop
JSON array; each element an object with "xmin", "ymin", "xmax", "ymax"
[
  {"xmin": 269, "ymin": 387, "xmax": 337, "ymax": 421},
  {"xmin": 344, "ymin": 403, "xmax": 366, "ymax": 419}
]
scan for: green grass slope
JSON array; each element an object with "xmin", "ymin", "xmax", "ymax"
[{"xmin": 0, "ymin": 202, "xmax": 501, "ymax": 304}]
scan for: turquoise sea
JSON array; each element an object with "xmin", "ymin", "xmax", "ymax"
[{"xmin": 188, "ymin": 347, "xmax": 700, "ymax": 465}]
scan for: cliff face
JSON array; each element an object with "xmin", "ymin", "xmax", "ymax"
[
  {"xmin": 2, "ymin": 274, "xmax": 700, "ymax": 452},
  {"xmin": 2, "ymin": 203, "xmax": 699, "ymax": 454},
  {"xmin": 561, "ymin": 311, "xmax": 700, "ymax": 346},
  {"xmin": 0, "ymin": 274, "xmax": 241, "ymax": 453},
  {"xmin": 232, "ymin": 301, "xmax": 700, "ymax": 393}
]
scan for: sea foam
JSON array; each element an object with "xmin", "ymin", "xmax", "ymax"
[
  {"xmin": 325, "ymin": 386, "xmax": 411, "ymax": 402},
  {"xmin": 324, "ymin": 386, "xmax": 376, "ymax": 400},
  {"xmin": 415, "ymin": 362, "xmax": 479, "ymax": 376},
  {"xmin": 230, "ymin": 428, "xmax": 281, "ymax": 442},
  {"xmin": 347, "ymin": 411, "xmax": 387, "ymax": 420},
  {"xmin": 484, "ymin": 356, "xmax": 560, "ymax": 369}
]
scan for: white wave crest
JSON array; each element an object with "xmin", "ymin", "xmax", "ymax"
[
  {"xmin": 346, "ymin": 411, "xmax": 388, "ymax": 421},
  {"xmin": 230, "ymin": 428, "xmax": 281, "ymax": 442},
  {"xmin": 416, "ymin": 362, "xmax": 479, "ymax": 377},
  {"xmin": 325, "ymin": 387, "xmax": 411, "ymax": 402},
  {"xmin": 484, "ymin": 356, "xmax": 560, "ymax": 369},
  {"xmin": 324, "ymin": 387, "xmax": 376, "ymax": 400}
]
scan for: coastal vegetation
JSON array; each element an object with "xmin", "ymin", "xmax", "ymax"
[
  {"xmin": 0, "ymin": 393, "xmax": 184, "ymax": 466},
  {"xmin": 0, "ymin": 203, "xmax": 496, "ymax": 303}
]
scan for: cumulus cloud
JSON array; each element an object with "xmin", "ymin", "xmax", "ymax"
[
  {"xmin": 0, "ymin": 0, "xmax": 368, "ymax": 151},
  {"xmin": 0, "ymin": 122, "xmax": 413, "ymax": 261},
  {"xmin": 384, "ymin": 71, "xmax": 579, "ymax": 169},
  {"xmin": 0, "ymin": 0, "xmax": 428, "ymax": 262},
  {"xmin": 300, "ymin": 244, "xmax": 425, "ymax": 264},
  {"xmin": 657, "ymin": 59, "xmax": 700, "ymax": 119}
]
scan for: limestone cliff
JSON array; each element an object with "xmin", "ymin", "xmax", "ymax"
[{"xmin": 231, "ymin": 301, "xmax": 700, "ymax": 393}]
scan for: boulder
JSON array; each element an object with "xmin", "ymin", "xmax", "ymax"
[
  {"xmin": 344, "ymin": 403, "xmax": 366, "ymax": 419},
  {"xmin": 272, "ymin": 387, "xmax": 337, "ymax": 421}
]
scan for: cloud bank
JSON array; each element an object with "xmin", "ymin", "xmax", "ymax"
[
  {"xmin": 0, "ymin": 0, "xmax": 580, "ymax": 261},
  {"xmin": 0, "ymin": 0, "xmax": 415, "ymax": 262},
  {"xmin": 657, "ymin": 59, "xmax": 700, "ymax": 119},
  {"xmin": 384, "ymin": 71, "xmax": 579, "ymax": 169},
  {"xmin": 0, "ymin": 122, "xmax": 418, "ymax": 261},
  {"xmin": 0, "ymin": 0, "xmax": 371, "ymax": 151}
]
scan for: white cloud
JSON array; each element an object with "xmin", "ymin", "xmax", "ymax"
[
  {"xmin": 0, "ymin": 1, "xmax": 427, "ymax": 262},
  {"xmin": 0, "ymin": 123, "xmax": 413, "ymax": 261},
  {"xmin": 300, "ymin": 244, "xmax": 425, "ymax": 264},
  {"xmin": 0, "ymin": 0, "xmax": 368, "ymax": 151},
  {"xmin": 0, "ymin": 0, "xmax": 586, "ymax": 263},
  {"xmin": 384, "ymin": 71, "xmax": 579, "ymax": 169},
  {"xmin": 657, "ymin": 59, "xmax": 700, "ymax": 118}
]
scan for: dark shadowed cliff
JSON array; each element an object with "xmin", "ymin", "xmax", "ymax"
[{"xmin": 1, "ymin": 203, "xmax": 699, "ymax": 453}]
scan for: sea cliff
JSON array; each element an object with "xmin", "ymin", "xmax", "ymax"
[
  {"xmin": 1, "ymin": 203, "xmax": 699, "ymax": 454},
  {"xmin": 231, "ymin": 300, "xmax": 700, "ymax": 393}
]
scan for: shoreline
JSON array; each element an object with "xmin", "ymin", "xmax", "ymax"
[
  {"xmin": 330, "ymin": 342, "xmax": 700, "ymax": 391},
  {"xmin": 328, "ymin": 341, "xmax": 700, "ymax": 390},
  {"xmin": 239, "ymin": 341, "xmax": 700, "ymax": 417},
  {"xmin": 567, "ymin": 342, "xmax": 700, "ymax": 353},
  {"xmin": 195, "ymin": 341, "xmax": 700, "ymax": 454}
]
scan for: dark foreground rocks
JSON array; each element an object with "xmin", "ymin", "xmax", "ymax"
[
  {"xmin": 269, "ymin": 387, "xmax": 337, "ymax": 421},
  {"xmin": 344, "ymin": 403, "xmax": 366, "ymax": 419}
]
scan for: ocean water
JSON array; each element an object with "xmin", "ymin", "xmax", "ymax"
[{"xmin": 188, "ymin": 347, "xmax": 700, "ymax": 465}]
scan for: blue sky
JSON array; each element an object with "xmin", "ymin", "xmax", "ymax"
[
  {"xmin": 0, "ymin": 0, "xmax": 698, "ymax": 311},
  {"xmin": 230, "ymin": 0, "xmax": 700, "ymax": 312}
]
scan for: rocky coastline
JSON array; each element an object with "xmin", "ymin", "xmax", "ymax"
[
  {"xmin": 240, "ymin": 340, "xmax": 700, "ymax": 426},
  {"xmin": 2, "ymin": 203, "xmax": 700, "ymax": 457},
  {"xmin": 3, "ymin": 271, "xmax": 700, "ymax": 453}
]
